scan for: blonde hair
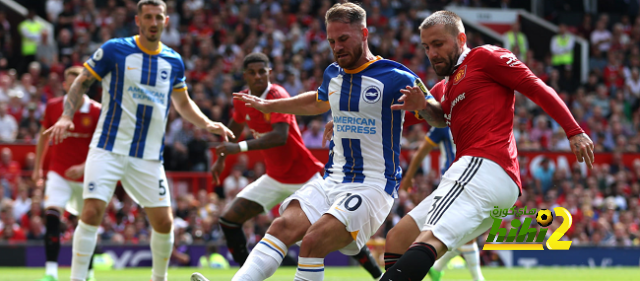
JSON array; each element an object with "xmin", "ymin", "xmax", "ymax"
[
  {"xmin": 325, "ymin": 2, "xmax": 366, "ymax": 27},
  {"xmin": 420, "ymin": 11, "xmax": 465, "ymax": 36}
]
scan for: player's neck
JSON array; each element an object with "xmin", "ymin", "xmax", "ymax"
[
  {"xmin": 137, "ymin": 35, "xmax": 161, "ymax": 53},
  {"xmin": 349, "ymin": 50, "xmax": 377, "ymax": 71}
]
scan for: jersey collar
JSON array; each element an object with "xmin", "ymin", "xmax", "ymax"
[
  {"xmin": 248, "ymin": 82, "xmax": 272, "ymax": 99},
  {"xmin": 63, "ymin": 94, "xmax": 91, "ymax": 113},
  {"xmin": 343, "ymin": 56, "xmax": 383, "ymax": 74},
  {"xmin": 134, "ymin": 35, "xmax": 162, "ymax": 55}
]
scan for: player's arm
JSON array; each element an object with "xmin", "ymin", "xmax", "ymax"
[
  {"xmin": 44, "ymin": 69, "xmax": 96, "ymax": 144},
  {"xmin": 210, "ymin": 119, "xmax": 244, "ymax": 185},
  {"xmin": 233, "ymin": 91, "xmax": 331, "ymax": 116},
  {"xmin": 391, "ymin": 85, "xmax": 447, "ymax": 128},
  {"xmin": 400, "ymin": 137, "xmax": 437, "ymax": 191},
  {"xmin": 32, "ymin": 126, "xmax": 50, "ymax": 183},
  {"xmin": 484, "ymin": 48, "xmax": 594, "ymax": 168},
  {"xmin": 171, "ymin": 89, "xmax": 234, "ymax": 141}
]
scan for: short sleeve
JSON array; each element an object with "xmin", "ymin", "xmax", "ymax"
[
  {"xmin": 317, "ymin": 65, "xmax": 338, "ymax": 102},
  {"xmin": 84, "ymin": 40, "xmax": 117, "ymax": 81},
  {"xmin": 40, "ymin": 104, "xmax": 52, "ymax": 128},
  {"xmin": 394, "ymin": 70, "xmax": 434, "ymax": 101},
  {"xmin": 231, "ymin": 99, "xmax": 246, "ymax": 124},
  {"xmin": 266, "ymin": 91, "xmax": 295, "ymax": 125},
  {"xmin": 172, "ymin": 57, "xmax": 187, "ymax": 92}
]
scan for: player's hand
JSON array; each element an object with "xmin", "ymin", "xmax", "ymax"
[
  {"xmin": 64, "ymin": 164, "xmax": 85, "ymax": 180},
  {"xmin": 569, "ymin": 133, "xmax": 595, "ymax": 169},
  {"xmin": 205, "ymin": 121, "xmax": 235, "ymax": 142},
  {"xmin": 400, "ymin": 178, "xmax": 414, "ymax": 191},
  {"xmin": 233, "ymin": 93, "xmax": 273, "ymax": 113},
  {"xmin": 391, "ymin": 86, "xmax": 429, "ymax": 111},
  {"xmin": 210, "ymin": 159, "xmax": 225, "ymax": 185},
  {"xmin": 322, "ymin": 121, "xmax": 334, "ymax": 148},
  {"xmin": 44, "ymin": 115, "xmax": 74, "ymax": 145},
  {"xmin": 32, "ymin": 169, "xmax": 44, "ymax": 187},
  {"xmin": 216, "ymin": 142, "xmax": 241, "ymax": 157}
]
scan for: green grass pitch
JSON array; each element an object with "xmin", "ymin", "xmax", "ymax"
[{"xmin": 1, "ymin": 266, "xmax": 639, "ymax": 281}]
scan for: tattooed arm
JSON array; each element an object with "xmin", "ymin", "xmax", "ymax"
[
  {"xmin": 44, "ymin": 68, "xmax": 96, "ymax": 144},
  {"xmin": 418, "ymin": 99, "xmax": 447, "ymax": 128}
]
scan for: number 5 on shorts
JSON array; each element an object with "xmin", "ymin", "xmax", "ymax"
[{"xmin": 159, "ymin": 179, "xmax": 166, "ymax": 196}]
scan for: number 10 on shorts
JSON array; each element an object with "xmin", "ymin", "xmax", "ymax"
[{"xmin": 336, "ymin": 193, "xmax": 362, "ymax": 211}]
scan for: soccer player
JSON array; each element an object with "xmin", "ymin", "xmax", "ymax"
[
  {"xmin": 191, "ymin": 3, "xmax": 435, "ymax": 281},
  {"xmin": 212, "ymin": 52, "xmax": 381, "ymax": 278},
  {"xmin": 379, "ymin": 11, "xmax": 595, "ymax": 281},
  {"xmin": 33, "ymin": 66, "xmax": 101, "ymax": 281},
  {"xmin": 394, "ymin": 125, "xmax": 484, "ymax": 281},
  {"xmin": 44, "ymin": 1, "xmax": 234, "ymax": 281}
]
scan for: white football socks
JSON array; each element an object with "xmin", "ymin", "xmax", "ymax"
[
  {"xmin": 232, "ymin": 234, "xmax": 287, "ymax": 281},
  {"xmin": 150, "ymin": 229, "xmax": 174, "ymax": 281},
  {"xmin": 70, "ymin": 221, "xmax": 98, "ymax": 281},
  {"xmin": 294, "ymin": 257, "xmax": 325, "ymax": 281},
  {"xmin": 460, "ymin": 242, "xmax": 484, "ymax": 281}
]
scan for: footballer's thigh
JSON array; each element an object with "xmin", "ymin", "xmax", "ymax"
[
  {"xmin": 419, "ymin": 156, "xmax": 519, "ymax": 251},
  {"xmin": 301, "ymin": 183, "xmax": 394, "ymax": 257},
  {"xmin": 82, "ymin": 148, "xmax": 127, "ymax": 225},
  {"xmin": 227, "ymin": 174, "xmax": 300, "ymax": 223},
  {"xmin": 273, "ymin": 179, "xmax": 331, "ymax": 246},
  {"xmin": 121, "ymin": 156, "xmax": 173, "ymax": 233},
  {"xmin": 44, "ymin": 171, "xmax": 74, "ymax": 214}
]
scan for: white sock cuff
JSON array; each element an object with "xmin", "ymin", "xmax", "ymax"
[
  {"xmin": 298, "ymin": 257, "xmax": 324, "ymax": 270},
  {"xmin": 78, "ymin": 220, "xmax": 99, "ymax": 233},
  {"xmin": 458, "ymin": 242, "xmax": 478, "ymax": 253},
  {"xmin": 259, "ymin": 234, "xmax": 288, "ymax": 258},
  {"xmin": 152, "ymin": 229, "xmax": 174, "ymax": 239}
]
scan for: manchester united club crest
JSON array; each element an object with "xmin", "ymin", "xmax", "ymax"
[
  {"xmin": 453, "ymin": 65, "xmax": 467, "ymax": 85},
  {"xmin": 81, "ymin": 116, "xmax": 92, "ymax": 127}
]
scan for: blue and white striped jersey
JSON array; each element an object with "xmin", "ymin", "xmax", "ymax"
[
  {"xmin": 84, "ymin": 35, "xmax": 186, "ymax": 160},
  {"xmin": 319, "ymin": 57, "xmax": 434, "ymax": 198},
  {"xmin": 425, "ymin": 127, "xmax": 456, "ymax": 175}
]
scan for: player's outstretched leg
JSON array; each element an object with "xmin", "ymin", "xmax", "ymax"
[
  {"xmin": 70, "ymin": 199, "xmax": 106, "ymax": 281},
  {"xmin": 146, "ymin": 206, "xmax": 175, "ymax": 281},
  {"xmin": 379, "ymin": 230, "xmax": 447, "ymax": 281},
  {"xmin": 459, "ymin": 240, "xmax": 484, "ymax": 281},
  {"xmin": 219, "ymin": 197, "xmax": 265, "ymax": 266},
  {"xmin": 383, "ymin": 215, "xmax": 421, "ymax": 270},
  {"xmin": 192, "ymin": 200, "xmax": 311, "ymax": 281},
  {"xmin": 295, "ymin": 214, "xmax": 359, "ymax": 281},
  {"xmin": 351, "ymin": 246, "xmax": 382, "ymax": 279},
  {"xmin": 39, "ymin": 208, "xmax": 62, "ymax": 281}
]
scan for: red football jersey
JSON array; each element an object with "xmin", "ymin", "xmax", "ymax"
[
  {"xmin": 232, "ymin": 84, "xmax": 324, "ymax": 184},
  {"xmin": 440, "ymin": 45, "xmax": 584, "ymax": 193},
  {"xmin": 41, "ymin": 96, "xmax": 101, "ymax": 182}
]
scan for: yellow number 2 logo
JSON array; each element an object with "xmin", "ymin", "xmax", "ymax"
[{"xmin": 545, "ymin": 207, "xmax": 573, "ymax": 250}]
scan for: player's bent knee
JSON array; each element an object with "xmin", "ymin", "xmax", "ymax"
[
  {"xmin": 266, "ymin": 217, "xmax": 305, "ymax": 246},
  {"xmin": 151, "ymin": 215, "xmax": 173, "ymax": 234},
  {"xmin": 80, "ymin": 199, "xmax": 107, "ymax": 226}
]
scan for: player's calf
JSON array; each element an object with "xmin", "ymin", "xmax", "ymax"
[
  {"xmin": 383, "ymin": 215, "xmax": 421, "ymax": 270},
  {"xmin": 220, "ymin": 198, "xmax": 265, "ymax": 266},
  {"xmin": 231, "ymin": 200, "xmax": 310, "ymax": 281},
  {"xmin": 43, "ymin": 208, "xmax": 61, "ymax": 280},
  {"xmin": 146, "ymin": 206, "xmax": 174, "ymax": 281}
]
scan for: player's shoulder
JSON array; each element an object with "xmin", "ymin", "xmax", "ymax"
[
  {"xmin": 46, "ymin": 96, "xmax": 64, "ymax": 107},
  {"xmin": 102, "ymin": 37, "xmax": 136, "ymax": 50},
  {"xmin": 470, "ymin": 45, "xmax": 516, "ymax": 61},
  {"xmin": 266, "ymin": 84, "xmax": 291, "ymax": 99},
  {"xmin": 322, "ymin": 62, "xmax": 341, "ymax": 77},
  {"xmin": 159, "ymin": 43, "xmax": 183, "ymax": 60}
]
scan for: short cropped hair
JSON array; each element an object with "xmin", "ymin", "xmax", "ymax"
[
  {"xmin": 137, "ymin": 0, "xmax": 167, "ymax": 14},
  {"xmin": 420, "ymin": 11, "xmax": 465, "ymax": 37},
  {"xmin": 325, "ymin": 2, "xmax": 366, "ymax": 27},
  {"xmin": 243, "ymin": 52, "xmax": 270, "ymax": 69},
  {"xmin": 64, "ymin": 66, "xmax": 83, "ymax": 79}
]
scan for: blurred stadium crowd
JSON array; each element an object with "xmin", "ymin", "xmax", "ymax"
[{"xmin": 0, "ymin": 0, "xmax": 639, "ymax": 266}]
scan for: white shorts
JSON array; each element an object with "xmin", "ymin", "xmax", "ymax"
[
  {"xmin": 83, "ymin": 147, "xmax": 170, "ymax": 208},
  {"xmin": 237, "ymin": 173, "xmax": 322, "ymax": 213},
  {"xmin": 44, "ymin": 171, "xmax": 84, "ymax": 215},
  {"xmin": 280, "ymin": 178, "xmax": 394, "ymax": 255},
  {"xmin": 407, "ymin": 156, "xmax": 519, "ymax": 250}
]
